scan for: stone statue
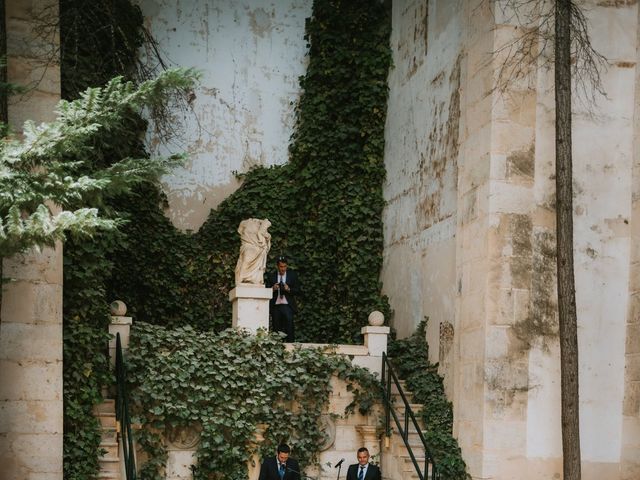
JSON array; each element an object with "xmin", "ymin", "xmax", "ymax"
[{"xmin": 235, "ymin": 218, "xmax": 271, "ymax": 285}]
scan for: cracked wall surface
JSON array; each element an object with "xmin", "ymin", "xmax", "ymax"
[
  {"xmin": 383, "ymin": 1, "xmax": 639, "ymax": 479},
  {"xmin": 382, "ymin": 0, "xmax": 462, "ymax": 351},
  {"xmin": 3, "ymin": 1, "xmax": 633, "ymax": 479},
  {"xmin": 135, "ymin": 0, "xmax": 312, "ymax": 231}
]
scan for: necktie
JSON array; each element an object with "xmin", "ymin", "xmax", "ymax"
[
  {"xmin": 279, "ymin": 463, "xmax": 286, "ymax": 479},
  {"xmin": 358, "ymin": 466, "xmax": 365, "ymax": 480}
]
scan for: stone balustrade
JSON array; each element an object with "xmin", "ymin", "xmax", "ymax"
[{"xmin": 109, "ymin": 301, "xmax": 389, "ymax": 480}]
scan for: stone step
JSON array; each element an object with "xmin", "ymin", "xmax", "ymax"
[
  {"xmin": 391, "ymin": 392, "xmax": 418, "ymax": 405},
  {"xmin": 101, "ymin": 427, "xmax": 117, "ymax": 443},
  {"xmin": 100, "ymin": 441, "xmax": 119, "ymax": 458},
  {"xmin": 93, "ymin": 399, "xmax": 116, "ymax": 415},
  {"xmin": 389, "ymin": 380, "xmax": 407, "ymax": 394},
  {"xmin": 391, "ymin": 441, "xmax": 430, "ymax": 467},
  {"xmin": 400, "ymin": 452, "xmax": 439, "ymax": 480},
  {"xmin": 99, "ymin": 456, "xmax": 120, "ymax": 474},
  {"xmin": 94, "ymin": 399, "xmax": 122, "ymax": 480},
  {"xmin": 390, "ymin": 393, "xmax": 418, "ymax": 408},
  {"xmin": 400, "ymin": 453, "xmax": 427, "ymax": 464},
  {"xmin": 392, "ymin": 402, "xmax": 423, "ymax": 414},
  {"xmin": 401, "ymin": 460, "xmax": 429, "ymax": 477},
  {"xmin": 97, "ymin": 471, "xmax": 120, "ymax": 480},
  {"xmin": 387, "ymin": 415, "xmax": 426, "ymax": 434},
  {"xmin": 97, "ymin": 413, "xmax": 117, "ymax": 429},
  {"xmin": 392, "ymin": 431, "xmax": 427, "ymax": 449}
]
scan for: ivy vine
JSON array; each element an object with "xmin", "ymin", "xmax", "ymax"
[
  {"xmin": 58, "ymin": 1, "xmax": 159, "ymax": 478},
  {"xmin": 128, "ymin": 323, "xmax": 381, "ymax": 480},
  {"xmin": 60, "ymin": 0, "xmax": 146, "ymax": 100},
  {"xmin": 106, "ymin": 0, "xmax": 393, "ymax": 343},
  {"xmin": 387, "ymin": 321, "xmax": 469, "ymax": 480},
  {"xmin": 59, "ymin": 0, "xmax": 394, "ymax": 477}
]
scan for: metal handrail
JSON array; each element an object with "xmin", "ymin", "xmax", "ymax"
[
  {"xmin": 382, "ymin": 352, "xmax": 438, "ymax": 480},
  {"xmin": 115, "ymin": 333, "xmax": 137, "ymax": 480}
]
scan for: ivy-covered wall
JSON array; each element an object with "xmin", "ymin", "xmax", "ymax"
[
  {"xmin": 107, "ymin": 0, "xmax": 392, "ymax": 344},
  {"xmin": 59, "ymin": 1, "xmax": 151, "ymax": 477},
  {"xmin": 136, "ymin": 0, "xmax": 313, "ymax": 230},
  {"xmin": 128, "ymin": 324, "xmax": 380, "ymax": 480},
  {"xmin": 60, "ymin": 0, "xmax": 392, "ymax": 477}
]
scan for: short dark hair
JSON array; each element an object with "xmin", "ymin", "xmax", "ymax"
[
  {"xmin": 357, "ymin": 447, "xmax": 369, "ymax": 455},
  {"xmin": 276, "ymin": 255, "xmax": 288, "ymax": 264},
  {"xmin": 277, "ymin": 444, "xmax": 291, "ymax": 454}
]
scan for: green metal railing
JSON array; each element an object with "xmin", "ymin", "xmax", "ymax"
[
  {"xmin": 115, "ymin": 332, "xmax": 137, "ymax": 480},
  {"xmin": 382, "ymin": 352, "xmax": 438, "ymax": 480}
]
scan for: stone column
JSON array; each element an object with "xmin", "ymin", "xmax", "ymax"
[
  {"xmin": 0, "ymin": 246, "xmax": 63, "ymax": 480},
  {"xmin": 229, "ymin": 284, "xmax": 272, "ymax": 334},
  {"xmin": 358, "ymin": 311, "xmax": 390, "ymax": 377},
  {"xmin": 0, "ymin": 1, "xmax": 62, "ymax": 478},
  {"xmin": 108, "ymin": 301, "xmax": 132, "ymax": 367}
]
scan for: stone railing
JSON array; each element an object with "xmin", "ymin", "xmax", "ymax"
[
  {"xmin": 108, "ymin": 301, "xmax": 390, "ymax": 480},
  {"xmin": 284, "ymin": 310, "xmax": 390, "ymax": 377}
]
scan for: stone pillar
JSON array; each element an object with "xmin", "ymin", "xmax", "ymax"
[
  {"xmin": 108, "ymin": 301, "xmax": 132, "ymax": 367},
  {"xmin": 0, "ymin": 246, "xmax": 63, "ymax": 480},
  {"xmin": 358, "ymin": 311, "xmax": 390, "ymax": 377},
  {"xmin": 229, "ymin": 284, "xmax": 272, "ymax": 334},
  {"xmin": 0, "ymin": 2, "xmax": 62, "ymax": 478}
]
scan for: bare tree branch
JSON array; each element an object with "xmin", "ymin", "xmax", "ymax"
[{"xmin": 489, "ymin": 0, "xmax": 607, "ymax": 108}]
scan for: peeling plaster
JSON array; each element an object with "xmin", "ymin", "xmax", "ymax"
[
  {"xmin": 416, "ymin": 55, "xmax": 461, "ymax": 230},
  {"xmin": 506, "ymin": 144, "xmax": 535, "ymax": 182},
  {"xmin": 137, "ymin": 0, "xmax": 313, "ymax": 231},
  {"xmin": 513, "ymin": 228, "xmax": 558, "ymax": 352}
]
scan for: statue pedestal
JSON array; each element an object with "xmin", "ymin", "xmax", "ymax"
[{"xmin": 229, "ymin": 284, "xmax": 272, "ymax": 333}]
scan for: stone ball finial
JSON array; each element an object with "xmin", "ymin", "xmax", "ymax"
[
  {"xmin": 110, "ymin": 300, "xmax": 127, "ymax": 316},
  {"xmin": 368, "ymin": 311, "xmax": 384, "ymax": 326}
]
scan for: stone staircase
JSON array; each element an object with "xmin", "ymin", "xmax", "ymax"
[
  {"xmin": 383, "ymin": 380, "xmax": 433, "ymax": 480},
  {"xmin": 94, "ymin": 399, "xmax": 121, "ymax": 480}
]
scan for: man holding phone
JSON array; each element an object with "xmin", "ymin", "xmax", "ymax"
[{"xmin": 265, "ymin": 255, "xmax": 300, "ymax": 342}]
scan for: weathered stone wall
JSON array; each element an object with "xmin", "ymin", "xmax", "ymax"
[
  {"xmin": 5, "ymin": 0, "xmax": 59, "ymax": 129},
  {"xmin": 622, "ymin": 4, "xmax": 640, "ymax": 479},
  {"xmin": 0, "ymin": 2, "xmax": 62, "ymax": 479},
  {"xmin": 134, "ymin": 0, "xmax": 312, "ymax": 231},
  {"xmin": 3, "ymin": 1, "xmax": 635, "ymax": 479},
  {"xmin": 382, "ymin": 0, "xmax": 639, "ymax": 479},
  {"xmin": 153, "ymin": 335, "xmax": 388, "ymax": 480},
  {"xmin": 382, "ymin": 0, "xmax": 463, "ymax": 355},
  {"xmin": 0, "ymin": 247, "xmax": 63, "ymax": 480},
  {"xmin": 382, "ymin": 2, "xmax": 492, "ymax": 473},
  {"xmin": 163, "ymin": 375, "xmax": 382, "ymax": 480}
]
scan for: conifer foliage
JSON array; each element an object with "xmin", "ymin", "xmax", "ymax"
[{"xmin": 0, "ymin": 69, "xmax": 197, "ymax": 258}]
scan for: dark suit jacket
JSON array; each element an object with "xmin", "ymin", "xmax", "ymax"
[
  {"xmin": 265, "ymin": 269, "xmax": 301, "ymax": 313},
  {"xmin": 346, "ymin": 463, "xmax": 381, "ymax": 480},
  {"xmin": 258, "ymin": 456, "xmax": 301, "ymax": 480}
]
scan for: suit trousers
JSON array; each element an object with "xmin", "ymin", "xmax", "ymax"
[{"xmin": 272, "ymin": 304, "xmax": 294, "ymax": 342}]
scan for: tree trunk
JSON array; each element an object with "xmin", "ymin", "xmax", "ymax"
[{"xmin": 555, "ymin": 1, "xmax": 581, "ymax": 479}]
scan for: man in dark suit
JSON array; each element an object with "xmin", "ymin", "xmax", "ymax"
[
  {"xmin": 265, "ymin": 256, "xmax": 301, "ymax": 342},
  {"xmin": 258, "ymin": 443, "xmax": 301, "ymax": 480},
  {"xmin": 346, "ymin": 447, "xmax": 381, "ymax": 480}
]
